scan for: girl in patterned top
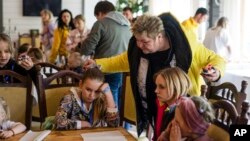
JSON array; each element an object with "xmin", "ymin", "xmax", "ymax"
[{"xmin": 55, "ymin": 67, "xmax": 119, "ymax": 130}]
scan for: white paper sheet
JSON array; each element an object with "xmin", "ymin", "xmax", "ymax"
[
  {"xmin": 81, "ymin": 131, "xmax": 127, "ymax": 141},
  {"xmin": 19, "ymin": 130, "xmax": 51, "ymax": 141}
]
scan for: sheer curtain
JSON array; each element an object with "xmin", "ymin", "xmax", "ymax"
[{"xmin": 222, "ymin": 0, "xmax": 249, "ymax": 62}]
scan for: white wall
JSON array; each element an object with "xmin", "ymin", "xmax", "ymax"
[{"xmin": 2, "ymin": 0, "xmax": 82, "ymax": 41}]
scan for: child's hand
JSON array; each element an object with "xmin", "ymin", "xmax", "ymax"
[
  {"xmin": 81, "ymin": 121, "xmax": 91, "ymax": 128},
  {"xmin": 169, "ymin": 120, "xmax": 181, "ymax": 141},
  {"xmin": 0, "ymin": 130, "xmax": 14, "ymax": 139},
  {"xmin": 19, "ymin": 56, "xmax": 34, "ymax": 70}
]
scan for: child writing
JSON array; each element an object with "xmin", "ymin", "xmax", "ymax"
[
  {"xmin": 0, "ymin": 98, "xmax": 26, "ymax": 139},
  {"xmin": 55, "ymin": 67, "xmax": 119, "ymax": 130},
  {"xmin": 159, "ymin": 96, "xmax": 215, "ymax": 141},
  {"xmin": 153, "ymin": 67, "xmax": 192, "ymax": 140}
]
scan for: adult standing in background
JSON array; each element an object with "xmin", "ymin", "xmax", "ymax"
[
  {"xmin": 182, "ymin": 7, "xmax": 208, "ymax": 40},
  {"xmin": 78, "ymin": 1, "xmax": 132, "ymax": 108},
  {"xmin": 49, "ymin": 9, "xmax": 75, "ymax": 65},
  {"xmin": 83, "ymin": 13, "xmax": 225, "ymax": 139},
  {"xmin": 40, "ymin": 9, "xmax": 56, "ymax": 60},
  {"xmin": 123, "ymin": 6, "xmax": 135, "ymax": 25},
  {"xmin": 203, "ymin": 17, "xmax": 231, "ymax": 61}
]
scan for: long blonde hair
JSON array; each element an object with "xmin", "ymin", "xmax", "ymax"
[{"xmin": 0, "ymin": 97, "xmax": 10, "ymax": 125}]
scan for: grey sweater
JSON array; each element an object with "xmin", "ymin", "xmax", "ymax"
[{"xmin": 79, "ymin": 11, "xmax": 132, "ymax": 59}]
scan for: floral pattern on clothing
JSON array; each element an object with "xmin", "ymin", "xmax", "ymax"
[{"xmin": 55, "ymin": 88, "xmax": 119, "ymax": 130}]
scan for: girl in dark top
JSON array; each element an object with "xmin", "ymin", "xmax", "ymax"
[{"xmin": 0, "ymin": 33, "xmax": 35, "ymax": 83}]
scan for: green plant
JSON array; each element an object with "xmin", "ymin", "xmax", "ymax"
[{"xmin": 116, "ymin": 0, "xmax": 148, "ymax": 15}]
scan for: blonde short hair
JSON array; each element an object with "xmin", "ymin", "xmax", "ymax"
[
  {"xmin": 131, "ymin": 14, "xmax": 164, "ymax": 39},
  {"xmin": 154, "ymin": 67, "xmax": 191, "ymax": 100},
  {"xmin": 0, "ymin": 33, "xmax": 14, "ymax": 58},
  {"xmin": 40, "ymin": 9, "xmax": 54, "ymax": 24}
]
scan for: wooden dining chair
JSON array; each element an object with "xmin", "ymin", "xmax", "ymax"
[
  {"xmin": 0, "ymin": 70, "xmax": 33, "ymax": 130},
  {"xmin": 36, "ymin": 70, "xmax": 82, "ymax": 123},
  {"xmin": 206, "ymin": 99, "xmax": 249, "ymax": 141},
  {"xmin": 201, "ymin": 80, "xmax": 248, "ymax": 114},
  {"xmin": 31, "ymin": 62, "xmax": 64, "ymax": 122},
  {"xmin": 120, "ymin": 72, "xmax": 137, "ymax": 126}
]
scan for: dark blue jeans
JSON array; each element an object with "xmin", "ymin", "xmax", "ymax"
[{"xmin": 104, "ymin": 73, "xmax": 123, "ymax": 110}]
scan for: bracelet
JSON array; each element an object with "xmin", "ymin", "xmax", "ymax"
[
  {"xmin": 9, "ymin": 129, "xmax": 15, "ymax": 135},
  {"xmin": 102, "ymin": 86, "xmax": 111, "ymax": 94}
]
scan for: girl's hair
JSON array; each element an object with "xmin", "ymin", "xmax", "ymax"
[
  {"xmin": 18, "ymin": 43, "xmax": 31, "ymax": 55},
  {"xmin": 131, "ymin": 14, "xmax": 164, "ymax": 39},
  {"xmin": 81, "ymin": 68, "xmax": 105, "ymax": 120},
  {"xmin": 216, "ymin": 17, "xmax": 228, "ymax": 28},
  {"xmin": 40, "ymin": 9, "xmax": 54, "ymax": 25},
  {"xmin": 0, "ymin": 33, "xmax": 14, "ymax": 58},
  {"xmin": 27, "ymin": 48, "xmax": 44, "ymax": 62},
  {"xmin": 0, "ymin": 97, "xmax": 10, "ymax": 124},
  {"xmin": 74, "ymin": 14, "xmax": 85, "ymax": 23},
  {"xmin": 81, "ymin": 67, "xmax": 104, "ymax": 83},
  {"xmin": 154, "ymin": 67, "xmax": 191, "ymax": 101},
  {"xmin": 178, "ymin": 96, "xmax": 215, "ymax": 135},
  {"xmin": 57, "ymin": 9, "xmax": 75, "ymax": 30}
]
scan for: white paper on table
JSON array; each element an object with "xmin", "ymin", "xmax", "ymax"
[
  {"xmin": 19, "ymin": 130, "xmax": 51, "ymax": 141},
  {"xmin": 81, "ymin": 131, "xmax": 127, "ymax": 141}
]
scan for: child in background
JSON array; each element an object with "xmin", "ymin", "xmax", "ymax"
[
  {"xmin": 0, "ymin": 33, "xmax": 35, "ymax": 83},
  {"xmin": 66, "ymin": 14, "xmax": 89, "ymax": 52},
  {"xmin": 40, "ymin": 9, "xmax": 56, "ymax": 60},
  {"xmin": 154, "ymin": 67, "xmax": 192, "ymax": 141},
  {"xmin": 16, "ymin": 43, "xmax": 31, "ymax": 62},
  {"xmin": 27, "ymin": 48, "xmax": 45, "ymax": 64},
  {"xmin": 160, "ymin": 96, "xmax": 214, "ymax": 141},
  {"xmin": 0, "ymin": 98, "xmax": 26, "ymax": 139},
  {"xmin": 55, "ymin": 67, "xmax": 119, "ymax": 130}
]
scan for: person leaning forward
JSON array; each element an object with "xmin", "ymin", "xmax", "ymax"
[{"xmin": 83, "ymin": 12, "xmax": 226, "ymax": 138}]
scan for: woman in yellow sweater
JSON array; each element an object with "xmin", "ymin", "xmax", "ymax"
[{"xmin": 49, "ymin": 9, "xmax": 75, "ymax": 64}]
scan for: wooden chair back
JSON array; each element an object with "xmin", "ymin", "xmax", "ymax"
[
  {"xmin": 0, "ymin": 70, "xmax": 33, "ymax": 129},
  {"xmin": 36, "ymin": 70, "xmax": 82, "ymax": 123},
  {"xmin": 207, "ymin": 99, "xmax": 249, "ymax": 141},
  {"xmin": 120, "ymin": 72, "xmax": 137, "ymax": 126},
  {"xmin": 201, "ymin": 80, "xmax": 248, "ymax": 114},
  {"xmin": 35, "ymin": 62, "xmax": 63, "ymax": 77}
]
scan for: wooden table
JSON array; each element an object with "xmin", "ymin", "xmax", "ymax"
[{"xmin": 5, "ymin": 127, "xmax": 137, "ymax": 141}]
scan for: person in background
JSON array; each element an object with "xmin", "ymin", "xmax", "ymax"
[
  {"xmin": 40, "ymin": 9, "xmax": 56, "ymax": 60},
  {"xmin": 123, "ymin": 6, "xmax": 135, "ymax": 25},
  {"xmin": 66, "ymin": 15, "xmax": 89, "ymax": 52},
  {"xmin": 27, "ymin": 48, "xmax": 45, "ymax": 64},
  {"xmin": 67, "ymin": 52, "xmax": 84, "ymax": 74},
  {"xmin": 182, "ymin": 7, "xmax": 208, "ymax": 40},
  {"xmin": 83, "ymin": 13, "xmax": 225, "ymax": 137},
  {"xmin": 0, "ymin": 98, "xmax": 26, "ymax": 139},
  {"xmin": 159, "ymin": 96, "xmax": 214, "ymax": 141},
  {"xmin": 78, "ymin": 1, "xmax": 132, "ymax": 110},
  {"xmin": 203, "ymin": 17, "xmax": 231, "ymax": 61},
  {"xmin": 49, "ymin": 9, "xmax": 75, "ymax": 65},
  {"xmin": 154, "ymin": 67, "xmax": 191, "ymax": 140},
  {"xmin": 16, "ymin": 43, "xmax": 31, "ymax": 60},
  {"xmin": 0, "ymin": 33, "xmax": 35, "ymax": 83},
  {"xmin": 55, "ymin": 67, "xmax": 119, "ymax": 130}
]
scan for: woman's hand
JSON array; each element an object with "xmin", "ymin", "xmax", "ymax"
[
  {"xmin": 201, "ymin": 65, "xmax": 220, "ymax": 82},
  {"xmin": 0, "ymin": 130, "xmax": 14, "ymax": 139},
  {"xmin": 82, "ymin": 59, "xmax": 96, "ymax": 70}
]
